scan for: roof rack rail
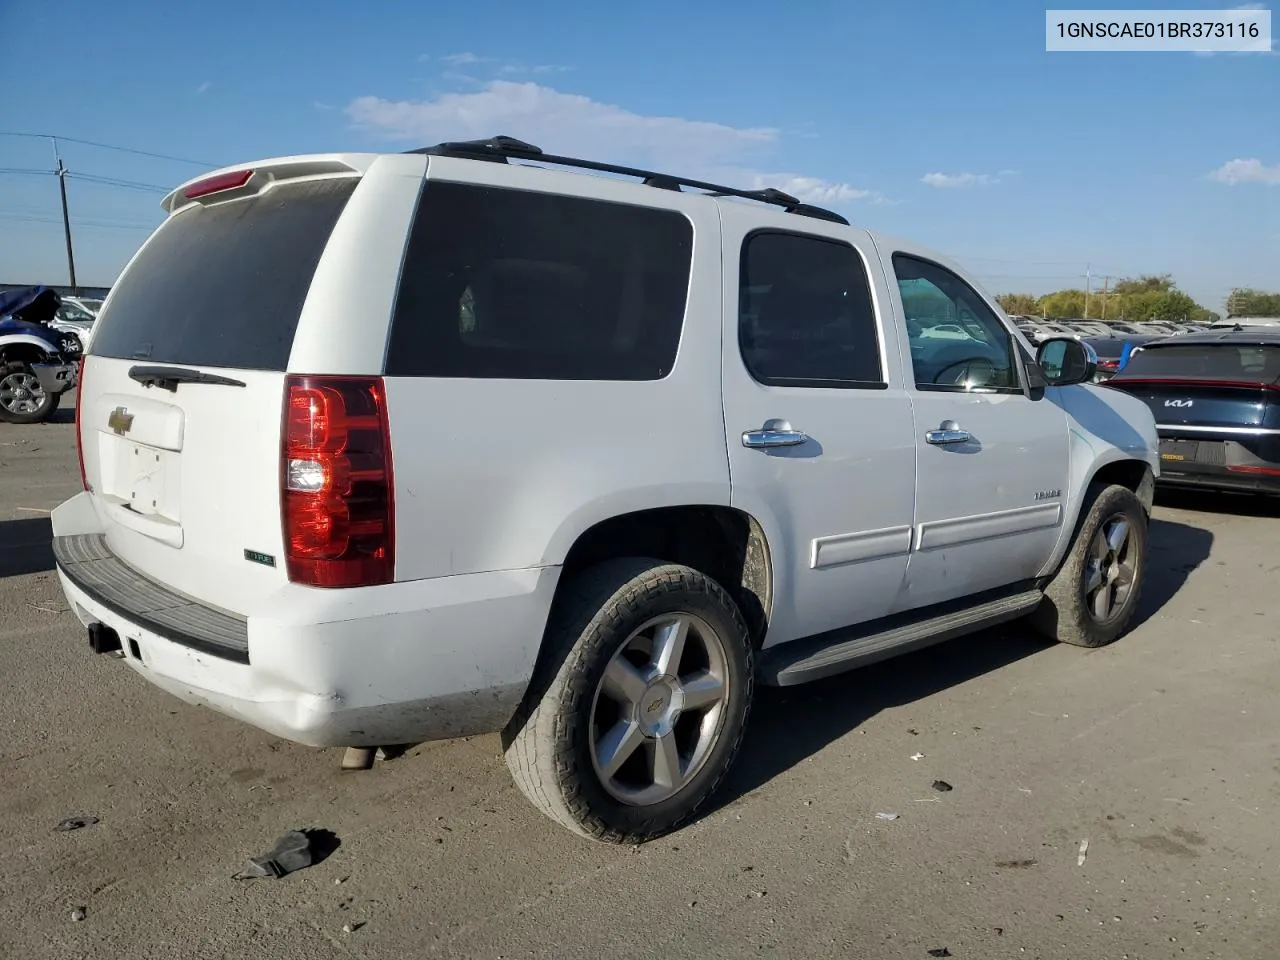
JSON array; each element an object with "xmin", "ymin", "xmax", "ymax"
[{"xmin": 408, "ymin": 135, "xmax": 850, "ymax": 226}]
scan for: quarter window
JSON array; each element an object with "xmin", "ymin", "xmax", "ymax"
[
  {"xmin": 738, "ymin": 231, "xmax": 883, "ymax": 388},
  {"xmin": 892, "ymin": 254, "xmax": 1021, "ymax": 393},
  {"xmin": 386, "ymin": 183, "xmax": 693, "ymax": 381}
]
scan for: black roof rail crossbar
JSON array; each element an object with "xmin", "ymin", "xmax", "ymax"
[{"xmin": 408, "ymin": 135, "xmax": 850, "ymax": 226}]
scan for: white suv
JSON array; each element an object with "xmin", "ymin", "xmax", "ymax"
[{"xmin": 53, "ymin": 136, "xmax": 1160, "ymax": 843}]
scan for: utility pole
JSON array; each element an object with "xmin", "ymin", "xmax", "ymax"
[
  {"xmin": 1100, "ymin": 276, "xmax": 1110, "ymax": 320},
  {"xmin": 52, "ymin": 137, "xmax": 78, "ymax": 295},
  {"xmin": 1083, "ymin": 263, "xmax": 1092, "ymax": 319}
]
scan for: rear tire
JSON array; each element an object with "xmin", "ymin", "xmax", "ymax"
[
  {"xmin": 0, "ymin": 363, "xmax": 60, "ymax": 424},
  {"xmin": 1031, "ymin": 483, "xmax": 1148, "ymax": 647},
  {"xmin": 503, "ymin": 558, "xmax": 754, "ymax": 843}
]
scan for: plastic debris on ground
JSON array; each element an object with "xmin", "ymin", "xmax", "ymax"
[
  {"xmin": 875, "ymin": 812, "xmax": 900, "ymax": 821},
  {"xmin": 232, "ymin": 828, "xmax": 340, "ymax": 880},
  {"xmin": 932, "ymin": 780, "xmax": 953, "ymax": 792},
  {"xmin": 910, "ymin": 753, "xmax": 925, "ymax": 761},
  {"xmin": 1077, "ymin": 838, "xmax": 1090, "ymax": 866},
  {"xmin": 54, "ymin": 815, "xmax": 99, "ymax": 833}
]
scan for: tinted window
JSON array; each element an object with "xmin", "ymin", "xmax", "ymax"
[
  {"xmin": 386, "ymin": 183, "xmax": 692, "ymax": 380},
  {"xmin": 738, "ymin": 231, "xmax": 883, "ymax": 388},
  {"xmin": 91, "ymin": 178, "xmax": 357, "ymax": 370},
  {"xmin": 1117, "ymin": 343, "xmax": 1280, "ymax": 383},
  {"xmin": 892, "ymin": 254, "xmax": 1020, "ymax": 392}
]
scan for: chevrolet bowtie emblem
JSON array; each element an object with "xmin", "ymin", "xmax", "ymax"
[{"xmin": 107, "ymin": 406, "xmax": 134, "ymax": 436}]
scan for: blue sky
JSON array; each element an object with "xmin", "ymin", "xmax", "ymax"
[{"xmin": 1, "ymin": 0, "xmax": 1275, "ymax": 313}]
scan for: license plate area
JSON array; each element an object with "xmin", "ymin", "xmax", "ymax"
[
  {"xmin": 1160, "ymin": 438, "xmax": 1226, "ymax": 467},
  {"xmin": 101, "ymin": 439, "xmax": 182, "ymax": 522}
]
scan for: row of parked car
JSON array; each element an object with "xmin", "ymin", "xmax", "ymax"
[{"xmin": 1010, "ymin": 315, "xmax": 1210, "ymax": 344}]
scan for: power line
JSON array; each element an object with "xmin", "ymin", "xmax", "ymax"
[
  {"xmin": 0, "ymin": 131, "xmax": 219, "ymax": 168},
  {"xmin": 0, "ymin": 211, "xmax": 154, "ymax": 231},
  {"xmin": 0, "ymin": 167, "xmax": 54, "ymax": 177},
  {"xmin": 67, "ymin": 172, "xmax": 170, "ymax": 194}
]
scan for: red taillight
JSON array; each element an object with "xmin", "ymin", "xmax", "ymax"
[
  {"xmin": 1098, "ymin": 359, "xmax": 1119, "ymax": 370},
  {"xmin": 183, "ymin": 169, "xmax": 253, "ymax": 200},
  {"xmin": 1227, "ymin": 464, "xmax": 1280, "ymax": 477},
  {"xmin": 281, "ymin": 375, "xmax": 394, "ymax": 588},
  {"xmin": 74, "ymin": 356, "xmax": 89, "ymax": 491}
]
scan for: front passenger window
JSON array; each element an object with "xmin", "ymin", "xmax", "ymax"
[{"xmin": 892, "ymin": 254, "xmax": 1021, "ymax": 393}]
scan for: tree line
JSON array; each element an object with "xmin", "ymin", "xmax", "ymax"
[{"xmin": 994, "ymin": 276, "xmax": 1280, "ymax": 324}]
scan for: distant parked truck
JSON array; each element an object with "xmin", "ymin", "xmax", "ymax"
[{"xmin": 0, "ymin": 285, "xmax": 81, "ymax": 423}]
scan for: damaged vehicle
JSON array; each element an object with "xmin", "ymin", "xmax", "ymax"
[{"xmin": 0, "ymin": 285, "xmax": 80, "ymax": 423}]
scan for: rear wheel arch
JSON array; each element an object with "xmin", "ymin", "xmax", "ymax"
[{"xmin": 552, "ymin": 505, "xmax": 774, "ymax": 650}]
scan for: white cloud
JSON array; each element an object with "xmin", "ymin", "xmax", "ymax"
[
  {"xmin": 921, "ymin": 171, "xmax": 996, "ymax": 188},
  {"xmin": 1191, "ymin": 8, "xmax": 1274, "ymax": 56},
  {"xmin": 751, "ymin": 174, "xmax": 874, "ymax": 204},
  {"xmin": 1209, "ymin": 158, "xmax": 1280, "ymax": 186},
  {"xmin": 195, "ymin": 81, "xmax": 211, "ymax": 95},
  {"xmin": 441, "ymin": 52, "xmax": 489, "ymax": 66},
  {"xmin": 345, "ymin": 80, "xmax": 878, "ymax": 206}
]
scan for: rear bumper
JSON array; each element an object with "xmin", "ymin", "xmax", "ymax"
[
  {"xmin": 51, "ymin": 493, "xmax": 558, "ymax": 748},
  {"xmin": 1157, "ymin": 434, "xmax": 1280, "ymax": 494},
  {"xmin": 1157, "ymin": 468, "xmax": 1280, "ymax": 495}
]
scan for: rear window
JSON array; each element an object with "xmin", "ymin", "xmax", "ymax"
[
  {"xmin": 90, "ymin": 177, "xmax": 358, "ymax": 370},
  {"xmin": 386, "ymin": 182, "xmax": 693, "ymax": 380},
  {"xmin": 1117, "ymin": 343, "xmax": 1280, "ymax": 383}
]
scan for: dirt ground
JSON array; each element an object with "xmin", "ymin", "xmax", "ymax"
[{"xmin": 3, "ymin": 400, "xmax": 1279, "ymax": 959}]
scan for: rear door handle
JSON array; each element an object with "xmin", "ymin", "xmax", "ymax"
[
  {"xmin": 742, "ymin": 419, "xmax": 808, "ymax": 449},
  {"xmin": 925, "ymin": 420, "xmax": 973, "ymax": 445}
]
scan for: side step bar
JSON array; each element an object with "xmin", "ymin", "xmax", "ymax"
[{"xmin": 759, "ymin": 585, "xmax": 1044, "ymax": 687}]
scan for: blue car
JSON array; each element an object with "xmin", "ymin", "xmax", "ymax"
[{"xmin": 0, "ymin": 286, "xmax": 81, "ymax": 423}]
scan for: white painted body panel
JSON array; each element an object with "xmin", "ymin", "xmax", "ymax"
[
  {"xmin": 388, "ymin": 157, "xmax": 731, "ymax": 581},
  {"xmin": 74, "ymin": 157, "xmax": 422, "ymax": 616},
  {"xmin": 717, "ymin": 203, "xmax": 915, "ymax": 647}
]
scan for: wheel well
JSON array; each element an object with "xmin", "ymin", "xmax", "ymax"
[
  {"xmin": 559, "ymin": 506, "xmax": 773, "ymax": 647},
  {"xmin": 0, "ymin": 343, "xmax": 46, "ymax": 367},
  {"xmin": 1090, "ymin": 459, "xmax": 1155, "ymax": 515}
]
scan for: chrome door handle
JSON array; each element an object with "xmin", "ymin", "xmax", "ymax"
[
  {"xmin": 925, "ymin": 420, "xmax": 972, "ymax": 445},
  {"xmin": 742, "ymin": 419, "xmax": 808, "ymax": 449}
]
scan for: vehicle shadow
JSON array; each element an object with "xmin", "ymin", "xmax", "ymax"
[
  {"xmin": 1128, "ymin": 517, "xmax": 1213, "ymax": 630},
  {"xmin": 710, "ymin": 514, "xmax": 1213, "ymax": 814},
  {"xmin": 0, "ymin": 516, "xmax": 55, "ymax": 578},
  {"xmin": 43, "ymin": 407, "xmax": 75, "ymax": 425}
]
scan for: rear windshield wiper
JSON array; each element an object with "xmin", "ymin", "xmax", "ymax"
[{"xmin": 128, "ymin": 365, "xmax": 247, "ymax": 392}]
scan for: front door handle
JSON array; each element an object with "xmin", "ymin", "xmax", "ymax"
[
  {"xmin": 743, "ymin": 418, "xmax": 808, "ymax": 449},
  {"xmin": 925, "ymin": 420, "xmax": 973, "ymax": 445}
]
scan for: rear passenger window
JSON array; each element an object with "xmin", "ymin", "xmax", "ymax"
[
  {"xmin": 386, "ymin": 183, "xmax": 693, "ymax": 380},
  {"xmin": 738, "ymin": 231, "xmax": 883, "ymax": 388}
]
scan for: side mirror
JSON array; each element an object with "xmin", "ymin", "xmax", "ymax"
[{"xmin": 1036, "ymin": 336, "xmax": 1097, "ymax": 386}]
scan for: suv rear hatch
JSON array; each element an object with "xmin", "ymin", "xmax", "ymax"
[
  {"xmin": 1104, "ymin": 340, "xmax": 1280, "ymax": 475},
  {"xmin": 77, "ymin": 161, "xmax": 375, "ymax": 617}
]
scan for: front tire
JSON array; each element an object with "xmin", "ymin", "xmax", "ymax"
[
  {"xmin": 1031, "ymin": 483, "xmax": 1148, "ymax": 647},
  {"xmin": 0, "ymin": 363, "xmax": 60, "ymax": 424},
  {"xmin": 503, "ymin": 558, "xmax": 754, "ymax": 843}
]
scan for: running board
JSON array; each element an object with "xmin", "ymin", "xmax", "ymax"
[{"xmin": 759, "ymin": 586, "xmax": 1044, "ymax": 687}]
